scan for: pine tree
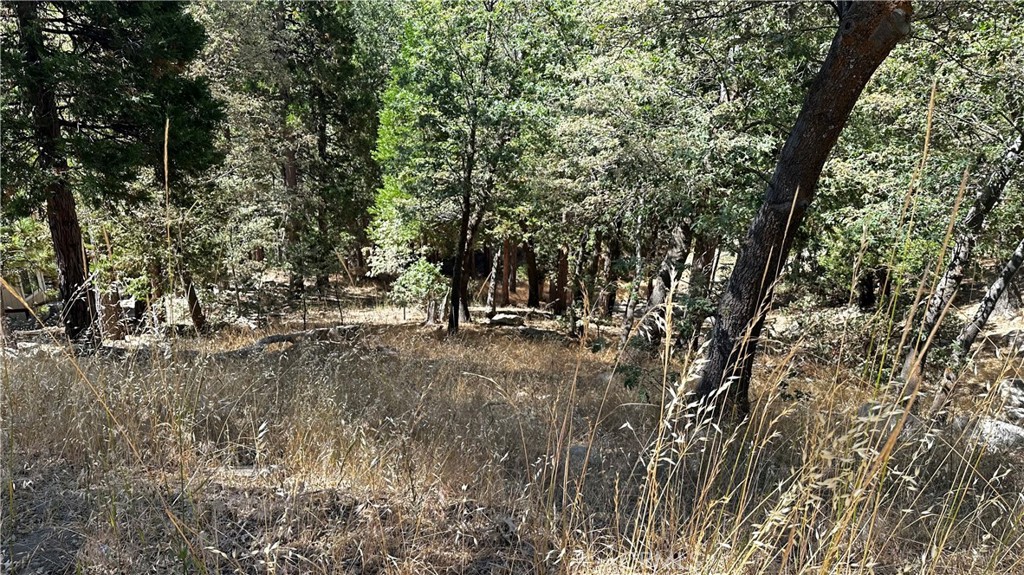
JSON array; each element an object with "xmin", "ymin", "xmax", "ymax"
[{"xmin": 2, "ymin": 2, "xmax": 223, "ymax": 343}]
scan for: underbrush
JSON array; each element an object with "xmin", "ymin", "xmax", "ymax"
[{"xmin": 2, "ymin": 317, "xmax": 1023, "ymax": 574}]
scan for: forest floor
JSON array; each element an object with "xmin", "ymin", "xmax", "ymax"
[{"xmin": 2, "ymin": 286, "xmax": 1024, "ymax": 574}]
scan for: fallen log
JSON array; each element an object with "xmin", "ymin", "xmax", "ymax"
[{"xmin": 220, "ymin": 325, "xmax": 360, "ymax": 358}]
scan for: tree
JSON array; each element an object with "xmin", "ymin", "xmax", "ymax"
[
  {"xmin": 693, "ymin": 1, "xmax": 913, "ymax": 415},
  {"xmin": 902, "ymin": 135, "xmax": 1023, "ymax": 382},
  {"xmin": 183, "ymin": 0, "xmax": 391, "ymax": 310},
  {"xmin": 930, "ymin": 233, "xmax": 1024, "ymax": 416},
  {"xmin": 2, "ymin": 2, "xmax": 222, "ymax": 343},
  {"xmin": 369, "ymin": 0, "xmax": 545, "ymax": 335}
]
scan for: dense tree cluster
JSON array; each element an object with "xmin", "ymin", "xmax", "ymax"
[{"xmin": 3, "ymin": 1, "xmax": 1023, "ymax": 413}]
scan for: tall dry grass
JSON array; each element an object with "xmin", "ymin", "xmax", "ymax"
[{"xmin": 2, "ymin": 298, "xmax": 1022, "ymax": 574}]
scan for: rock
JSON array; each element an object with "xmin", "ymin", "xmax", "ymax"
[
  {"xmin": 487, "ymin": 313, "xmax": 524, "ymax": 327},
  {"xmin": 766, "ymin": 316, "xmax": 799, "ymax": 340},
  {"xmin": 998, "ymin": 377, "xmax": 1024, "ymax": 424},
  {"xmin": 989, "ymin": 329, "xmax": 1022, "ymax": 348},
  {"xmin": 971, "ymin": 417, "xmax": 1024, "ymax": 451}
]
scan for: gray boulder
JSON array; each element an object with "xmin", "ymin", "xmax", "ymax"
[
  {"xmin": 998, "ymin": 377, "xmax": 1024, "ymax": 424},
  {"xmin": 972, "ymin": 417, "xmax": 1024, "ymax": 451}
]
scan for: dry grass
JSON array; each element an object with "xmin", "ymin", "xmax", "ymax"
[{"xmin": 2, "ymin": 301, "xmax": 1023, "ymax": 574}]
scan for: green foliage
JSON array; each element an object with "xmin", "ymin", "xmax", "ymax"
[
  {"xmin": 389, "ymin": 257, "xmax": 447, "ymax": 311},
  {"xmin": 186, "ymin": 0, "xmax": 394, "ymax": 288},
  {"xmin": 0, "ymin": 1, "xmax": 224, "ymax": 218},
  {"xmin": 3, "ymin": 0, "xmax": 1024, "ymax": 335},
  {"xmin": 0, "ymin": 217, "xmax": 55, "ymax": 278},
  {"xmin": 368, "ymin": 0, "xmax": 551, "ymax": 274}
]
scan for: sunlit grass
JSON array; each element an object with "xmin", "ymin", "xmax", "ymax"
[{"xmin": 1, "ymin": 301, "xmax": 1022, "ymax": 573}]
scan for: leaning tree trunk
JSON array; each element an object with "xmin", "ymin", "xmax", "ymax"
[
  {"xmin": 902, "ymin": 135, "xmax": 1023, "ymax": 381},
  {"xmin": 639, "ymin": 223, "xmax": 693, "ymax": 348},
  {"xmin": 486, "ymin": 244, "xmax": 501, "ymax": 316},
  {"xmin": 17, "ymin": 2, "xmax": 98, "ymax": 345},
  {"xmin": 991, "ymin": 274, "xmax": 1022, "ymax": 317},
  {"xmin": 693, "ymin": 2, "xmax": 913, "ymax": 416},
  {"xmin": 931, "ymin": 234, "xmax": 1024, "ymax": 416}
]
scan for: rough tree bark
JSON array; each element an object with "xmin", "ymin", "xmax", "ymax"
[
  {"xmin": 552, "ymin": 248, "xmax": 569, "ymax": 315},
  {"xmin": 586, "ymin": 230, "xmax": 603, "ymax": 307},
  {"xmin": 598, "ymin": 234, "xmax": 620, "ymax": 318},
  {"xmin": 17, "ymin": 2, "xmax": 98, "ymax": 345},
  {"xmin": 903, "ymin": 135, "xmax": 1023, "ymax": 381},
  {"xmin": 274, "ymin": 2, "xmax": 304, "ymax": 301},
  {"xmin": 181, "ymin": 265, "xmax": 207, "ymax": 333},
  {"xmin": 486, "ymin": 244, "xmax": 501, "ymax": 316},
  {"xmin": 619, "ymin": 235, "xmax": 645, "ymax": 348},
  {"xmin": 568, "ymin": 236, "xmax": 587, "ymax": 335},
  {"xmin": 639, "ymin": 223, "xmax": 693, "ymax": 348},
  {"xmin": 98, "ymin": 290, "xmax": 125, "ymax": 342},
  {"xmin": 509, "ymin": 242, "xmax": 518, "ymax": 294},
  {"xmin": 693, "ymin": 2, "xmax": 913, "ymax": 415},
  {"xmin": 524, "ymin": 242, "xmax": 544, "ymax": 308},
  {"xmin": 501, "ymin": 238, "xmax": 512, "ymax": 305},
  {"xmin": 931, "ymin": 234, "xmax": 1024, "ymax": 416},
  {"xmin": 449, "ymin": 186, "xmax": 473, "ymax": 334},
  {"xmin": 684, "ymin": 232, "xmax": 719, "ymax": 350}
]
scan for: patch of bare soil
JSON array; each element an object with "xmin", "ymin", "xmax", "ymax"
[{"xmin": 3, "ymin": 459, "xmax": 86, "ymax": 575}]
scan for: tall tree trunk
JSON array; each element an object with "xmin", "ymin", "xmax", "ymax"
[
  {"xmin": 694, "ymin": 2, "xmax": 912, "ymax": 415},
  {"xmin": 449, "ymin": 189, "xmax": 473, "ymax": 334},
  {"xmin": 684, "ymin": 232, "xmax": 720, "ymax": 350},
  {"xmin": 552, "ymin": 248, "xmax": 569, "ymax": 315},
  {"xmin": 98, "ymin": 290, "xmax": 125, "ymax": 342},
  {"xmin": 486, "ymin": 244, "xmax": 501, "ymax": 316},
  {"xmin": 902, "ymin": 135, "xmax": 1023, "ymax": 381},
  {"xmin": 180, "ymin": 266, "xmax": 207, "ymax": 333},
  {"xmin": 640, "ymin": 223, "xmax": 693, "ymax": 347},
  {"xmin": 501, "ymin": 238, "xmax": 512, "ymax": 305},
  {"xmin": 17, "ymin": 2, "xmax": 97, "ymax": 345},
  {"xmin": 448, "ymin": 116, "xmax": 478, "ymax": 334},
  {"xmin": 457, "ymin": 205, "xmax": 485, "ymax": 323},
  {"xmin": 585, "ymin": 231, "xmax": 602, "ymax": 303},
  {"xmin": 931, "ymin": 235, "xmax": 1024, "ymax": 416},
  {"xmin": 619, "ymin": 235, "xmax": 645, "ymax": 348},
  {"xmin": 524, "ymin": 242, "xmax": 543, "ymax": 308},
  {"xmin": 284, "ymin": 147, "xmax": 303, "ymax": 299},
  {"xmin": 509, "ymin": 244, "xmax": 518, "ymax": 293},
  {"xmin": 568, "ymin": 236, "xmax": 588, "ymax": 335},
  {"xmin": 147, "ymin": 259, "xmax": 166, "ymax": 328},
  {"xmin": 275, "ymin": 1, "xmax": 303, "ymax": 301},
  {"xmin": 598, "ymin": 234, "xmax": 620, "ymax": 318},
  {"xmin": 314, "ymin": 89, "xmax": 331, "ymax": 298}
]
